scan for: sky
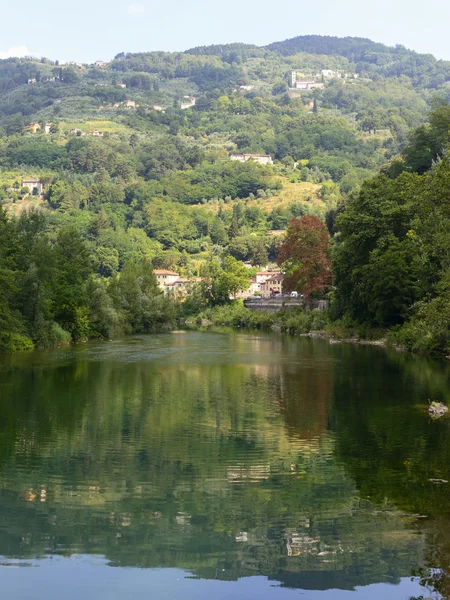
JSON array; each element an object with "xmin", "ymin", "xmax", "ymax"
[{"xmin": 0, "ymin": 0, "xmax": 449, "ymax": 63}]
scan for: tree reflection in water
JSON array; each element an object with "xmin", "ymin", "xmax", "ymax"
[{"xmin": 0, "ymin": 332, "xmax": 449, "ymax": 597}]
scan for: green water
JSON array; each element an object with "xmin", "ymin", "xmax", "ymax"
[{"xmin": 0, "ymin": 331, "xmax": 449, "ymax": 599}]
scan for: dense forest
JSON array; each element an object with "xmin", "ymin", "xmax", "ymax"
[{"xmin": 0, "ymin": 35, "xmax": 449, "ymax": 353}]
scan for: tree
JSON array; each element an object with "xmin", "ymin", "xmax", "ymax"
[
  {"xmin": 278, "ymin": 216, "xmax": 332, "ymax": 297},
  {"xmin": 200, "ymin": 257, "xmax": 250, "ymax": 305},
  {"xmin": 53, "ymin": 227, "xmax": 92, "ymax": 339}
]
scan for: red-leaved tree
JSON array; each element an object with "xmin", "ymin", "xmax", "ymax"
[{"xmin": 277, "ymin": 216, "xmax": 332, "ymax": 298}]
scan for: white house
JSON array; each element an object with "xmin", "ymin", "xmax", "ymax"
[
  {"xmin": 22, "ymin": 178, "xmax": 43, "ymax": 195},
  {"xmin": 295, "ymin": 81, "xmax": 324, "ymax": 91},
  {"xmin": 154, "ymin": 270, "xmax": 180, "ymax": 291},
  {"xmin": 229, "ymin": 153, "xmax": 273, "ymax": 165}
]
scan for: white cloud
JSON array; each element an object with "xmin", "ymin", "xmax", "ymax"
[
  {"xmin": 0, "ymin": 45, "xmax": 30, "ymax": 60},
  {"xmin": 127, "ymin": 3, "xmax": 145, "ymax": 16}
]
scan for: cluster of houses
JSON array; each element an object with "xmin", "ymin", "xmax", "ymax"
[
  {"xmin": 238, "ymin": 271, "xmax": 284, "ymax": 298},
  {"xmin": 24, "ymin": 121, "xmax": 106, "ymax": 138},
  {"xmin": 154, "ymin": 267, "xmax": 285, "ymax": 299},
  {"xmin": 290, "ymin": 69, "xmax": 359, "ymax": 91}
]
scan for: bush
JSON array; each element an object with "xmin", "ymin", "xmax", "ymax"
[
  {"xmin": 389, "ymin": 294, "xmax": 450, "ymax": 355},
  {"xmin": 50, "ymin": 323, "xmax": 72, "ymax": 346},
  {"xmin": 189, "ymin": 302, "xmax": 330, "ymax": 334},
  {"xmin": 0, "ymin": 332, "xmax": 34, "ymax": 353}
]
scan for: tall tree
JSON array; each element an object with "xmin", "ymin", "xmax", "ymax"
[{"xmin": 278, "ymin": 216, "xmax": 332, "ymax": 297}]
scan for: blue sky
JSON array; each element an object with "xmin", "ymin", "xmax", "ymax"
[{"xmin": 0, "ymin": 0, "xmax": 449, "ymax": 62}]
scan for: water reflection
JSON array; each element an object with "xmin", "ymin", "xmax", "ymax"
[{"xmin": 0, "ymin": 332, "xmax": 449, "ymax": 598}]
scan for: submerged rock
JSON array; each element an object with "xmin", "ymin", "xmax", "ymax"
[{"xmin": 428, "ymin": 402, "xmax": 448, "ymax": 419}]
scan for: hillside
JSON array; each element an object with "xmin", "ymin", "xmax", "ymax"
[
  {"xmin": 1, "ymin": 35, "xmax": 449, "ymax": 254},
  {"xmin": 0, "ymin": 34, "xmax": 450, "ymax": 352}
]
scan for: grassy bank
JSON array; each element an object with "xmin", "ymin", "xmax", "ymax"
[{"xmin": 184, "ymin": 301, "xmax": 387, "ymax": 340}]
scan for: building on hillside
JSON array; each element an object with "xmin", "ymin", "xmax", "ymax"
[
  {"xmin": 235, "ymin": 276, "xmax": 263, "ymax": 299},
  {"xmin": 260, "ymin": 273, "xmax": 284, "ymax": 297},
  {"xmin": 25, "ymin": 122, "xmax": 41, "ymax": 133},
  {"xmin": 294, "ymin": 81, "xmax": 324, "ymax": 91},
  {"xmin": 229, "ymin": 153, "xmax": 273, "ymax": 165},
  {"xmin": 180, "ymin": 96, "xmax": 196, "ymax": 110},
  {"xmin": 166, "ymin": 277, "xmax": 202, "ymax": 298},
  {"xmin": 88, "ymin": 130, "xmax": 104, "ymax": 137},
  {"xmin": 44, "ymin": 123, "xmax": 52, "ymax": 135},
  {"xmin": 321, "ymin": 69, "xmax": 337, "ymax": 78},
  {"xmin": 255, "ymin": 271, "xmax": 272, "ymax": 284},
  {"xmin": 116, "ymin": 83, "xmax": 127, "ymax": 88},
  {"xmin": 123, "ymin": 99, "xmax": 138, "ymax": 109},
  {"xmin": 154, "ymin": 270, "xmax": 180, "ymax": 291},
  {"xmin": 22, "ymin": 178, "xmax": 43, "ymax": 195},
  {"xmin": 95, "ymin": 60, "xmax": 107, "ymax": 68},
  {"xmin": 239, "ymin": 85, "xmax": 254, "ymax": 91},
  {"xmin": 27, "ymin": 78, "xmax": 37, "ymax": 85},
  {"xmin": 291, "ymin": 71, "xmax": 297, "ymax": 87}
]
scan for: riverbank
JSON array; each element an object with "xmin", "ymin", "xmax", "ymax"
[
  {"xmin": 184, "ymin": 302, "xmax": 389, "ymax": 347},
  {"xmin": 184, "ymin": 301, "xmax": 450, "ymax": 357}
]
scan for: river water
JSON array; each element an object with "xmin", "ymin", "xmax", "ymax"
[{"xmin": 0, "ymin": 331, "xmax": 449, "ymax": 599}]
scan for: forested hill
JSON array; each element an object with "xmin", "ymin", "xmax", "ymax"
[{"xmin": 1, "ymin": 34, "xmax": 450, "ymax": 353}]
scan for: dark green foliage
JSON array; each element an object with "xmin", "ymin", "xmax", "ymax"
[{"xmin": 333, "ymin": 102, "xmax": 450, "ymax": 351}]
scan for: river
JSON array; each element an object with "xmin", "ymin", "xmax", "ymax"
[{"xmin": 0, "ymin": 331, "xmax": 449, "ymax": 599}]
